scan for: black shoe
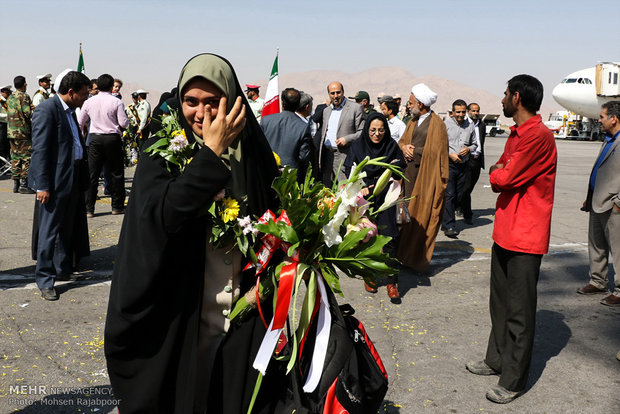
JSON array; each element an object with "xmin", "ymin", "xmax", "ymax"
[
  {"xmin": 466, "ymin": 360, "xmax": 499, "ymax": 375},
  {"xmin": 444, "ymin": 228, "xmax": 459, "ymax": 238},
  {"xmin": 40, "ymin": 287, "xmax": 58, "ymax": 301},
  {"xmin": 18, "ymin": 178, "xmax": 35, "ymax": 194},
  {"xmin": 111, "ymin": 208, "xmax": 125, "ymax": 215},
  {"xmin": 13, "ymin": 179, "xmax": 20, "ymax": 193},
  {"xmin": 486, "ymin": 385, "xmax": 523, "ymax": 404},
  {"xmin": 19, "ymin": 186, "xmax": 36, "ymax": 194}
]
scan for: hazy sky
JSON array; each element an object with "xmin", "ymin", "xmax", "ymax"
[{"xmin": 3, "ymin": 0, "xmax": 619, "ymax": 108}]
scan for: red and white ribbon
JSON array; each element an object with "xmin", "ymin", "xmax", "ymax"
[{"xmin": 252, "ymin": 262, "xmax": 297, "ymax": 375}]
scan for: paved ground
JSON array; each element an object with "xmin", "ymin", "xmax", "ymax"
[{"xmin": 0, "ymin": 136, "xmax": 619, "ymax": 413}]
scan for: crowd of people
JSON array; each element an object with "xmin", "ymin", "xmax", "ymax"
[
  {"xmin": 2, "ymin": 55, "xmax": 619, "ymax": 411},
  {"xmin": 254, "ymin": 81, "xmax": 490, "ymax": 298}
]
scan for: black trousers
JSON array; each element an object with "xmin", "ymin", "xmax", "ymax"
[
  {"xmin": 442, "ymin": 160, "xmax": 469, "ymax": 229},
  {"xmin": 86, "ymin": 133, "xmax": 126, "ymax": 212},
  {"xmin": 0, "ymin": 122, "xmax": 9, "ymax": 159},
  {"xmin": 485, "ymin": 243, "xmax": 542, "ymax": 391},
  {"xmin": 459, "ymin": 156, "xmax": 482, "ymax": 220}
]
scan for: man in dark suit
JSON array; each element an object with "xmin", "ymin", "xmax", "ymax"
[
  {"xmin": 459, "ymin": 102, "xmax": 486, "ymax": 224},
  {"xmin": 577, "ymin": 100, "xmax": 620, "ymax": 307},
  {"xmin": 318, "ymin": 81, "xmax": 364, "ymax": 187},
  {"xmin": 260, "ymin": 88, "xmax": 312, "ymax": 175},
  {"xmin": 29, "ymin": 71, "xmax": 91, "ymax": 301}
]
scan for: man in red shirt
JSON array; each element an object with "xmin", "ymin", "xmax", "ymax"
[{"xmin": 466, "ymin": 74, "xmax": 557, "ymax": 404}]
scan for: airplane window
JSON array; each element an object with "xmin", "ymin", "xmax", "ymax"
[
  {"xmin": 585, "ymin": 78, "xmax": 592, "ymax": 84},
  {"xmin": 566, "ymin": 78, "xmax": 577, "ymax": 83},
  {"xmin": 578, "ymin": 78, "xmax": 583, "ymax": 84},
  {"xmin": 614, "ymin": 73, "xmax": 618, "ymax": 84},
  {"xmin": 561, "ymin": 79, "xmax": 567, "ymax": 83},
  {"xmin": 609, "ymin": 73, "xmax": 612, "ymax": 83}
]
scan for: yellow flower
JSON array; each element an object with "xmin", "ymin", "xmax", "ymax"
[
  {"xmin": 273, "ymin": 152, "xmax": 281, "ymax": 167},
  {"xmin": 317, "ymin": 189, "xmax": 337, "ymax": 214},
  {"xmin": 317, "ymin": 195, "xmax": 337, "ymax": 216},
  {"xmin": 220, "ymin": 197, "xmax": 240, "ymax": 223},
  {"xmin": 172, "ymin": 129, "xmax": 186, "ymax": 138}
]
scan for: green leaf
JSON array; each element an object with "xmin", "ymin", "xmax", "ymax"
[
  {"xmin": 295, "ymin": 269, "xmax": 317, "ymax": 341},
  {"xmin": 319, "ymin": 263, "xmax": 343, "ymax": 297},
  {"xmin": 334, "ymin": 227, "xmax": 371, "ymax": 257},
  {"xmin": 247, "ymin": 372, "xmax": 263, "ymax": 414},
  {"xmin": 163, "ymin": 153, "xmax": 180, "ymax": 166},
  {"xmin": 144, "ymin": 138, "xmax": 169, "ymax": 153}
]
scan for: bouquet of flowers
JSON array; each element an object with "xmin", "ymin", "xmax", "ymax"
[
  {"xmin": 122, "ymin": 128, "xmax": 139, "ymax": 166},
  {"xmin": 217, "ymin": 157, "xmax": 404, "ymax": 410},
  {"xmin": 143, "ymin": 109, "xmax": 196, "ymax": 173}
]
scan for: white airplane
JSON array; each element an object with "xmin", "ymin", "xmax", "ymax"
[{"xmin": 551, "ymin": 62, "xmax": 620, "ymax": 119}]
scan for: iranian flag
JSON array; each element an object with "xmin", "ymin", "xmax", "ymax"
[
  {"xmin": 77, "ymin": 43, "xmax": 85, "ymax": 73},
  {"xmin": 261, "ymin": 52, "xmax": 280, "ymax": 118}
]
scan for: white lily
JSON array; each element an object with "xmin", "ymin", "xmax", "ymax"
[
  {"xmin": 374, "ymin": 179, "xmax": 401, "ymax": 213},
  {"xmin": 322, "ymin": 172, "xmax": 366, "ymax": 247}
]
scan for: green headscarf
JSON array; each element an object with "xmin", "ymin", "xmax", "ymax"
[
  {"xmin": 178, "ymin": 54, "xmax": 238, "ymax": 114},
  {"xmin": 173, "ymin": 53, "xmax": 279, "ymax": 217},
  {"xmin": 177, "ymin": 53, "xmax": 245, "ymax": 198}
]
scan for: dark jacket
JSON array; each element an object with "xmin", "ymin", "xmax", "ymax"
[
  {"xmin": 29, "ymin": 95, "xmax": 90, "ymax": 261},
  {"xmin": 472, "ymin": 117, "xmax": 486, "ymax": 169},
  {"xmin": 261, "ymin": 111, "xmax": 312, "ymax": 169},
  {"xmin": 29, "ymin": 95, "xmax": 89, "ymax": 197}
]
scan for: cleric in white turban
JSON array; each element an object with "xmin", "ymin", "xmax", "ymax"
[
  {"xmin": 411, "ymin": 83, "xmax": 438, "ymax": 107},
  {"xmin": 396, "ymin": 81, "xmax": 448, "ymax": 274}
]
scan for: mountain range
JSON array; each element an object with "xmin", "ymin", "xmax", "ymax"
[{"xmin": 120, "ymin": 66, "xmax": 561, "ymax": 126}]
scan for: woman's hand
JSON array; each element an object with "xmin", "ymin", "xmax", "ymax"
[{"xmin": 202, "ymin": 96, "xmax": 246, "ymax": 156}]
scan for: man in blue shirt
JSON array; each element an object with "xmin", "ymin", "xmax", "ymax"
[
  {"xmin": 318, "ymin": 82, "xmax": 363, "ymax": 187},
  {"xmin": 577, "ymin": 101, "xmax": 620, "ymax": 307}
]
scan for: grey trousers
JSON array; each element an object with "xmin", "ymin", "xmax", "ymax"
[
  {"xmin": 321, "ymin": 147, "xmax": 348, "ymax": 188},
  {"xmin": 485, "ymin": 243, "xmax": 542, "ymax": 392},
  {"xmin": 588, "ymin": 208, "xmax": 620, "ymax": 295}
]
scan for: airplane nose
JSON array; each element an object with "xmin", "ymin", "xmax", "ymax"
[{"xmin": 552, "ymin": 83, "xmax": 571, "ymax": 108}]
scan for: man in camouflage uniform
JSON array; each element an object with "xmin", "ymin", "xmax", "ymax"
[
  {"xmin": 32, "ymin": 73, "xmax": 52, "ymax": 107},
  {"xmin": 6, "ymin": 75, "xmax": 35, "ymax": 194},
  {"xmin": 351, "ymin": 90, "xmax": 376, "ymax": 121}
]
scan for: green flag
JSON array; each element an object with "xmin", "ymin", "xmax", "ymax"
[{"xmin": 77, "ymin": 44, "xmax": 85, "ymax": 73}]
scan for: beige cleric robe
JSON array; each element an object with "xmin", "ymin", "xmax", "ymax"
[{"xmin": 397, "ymin": 112, "xmax": 449, "ymax": 270}]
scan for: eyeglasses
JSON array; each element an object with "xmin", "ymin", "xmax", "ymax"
[{"xmin": 369, "ymin": 128, "xmax": 385, "ymax": 135}]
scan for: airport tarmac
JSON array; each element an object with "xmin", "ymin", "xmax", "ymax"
[{"xmin": 0, "ymin": 136, "xmax": 618, "ymax": 413}]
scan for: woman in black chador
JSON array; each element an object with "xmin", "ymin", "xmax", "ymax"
[
  {"xmin": 104, "ymin": 54, "xmax": 281, "ymax": 413},
  {"xmin": 344, "ymin": 112, "xmax": 406, "ymax": 299}
]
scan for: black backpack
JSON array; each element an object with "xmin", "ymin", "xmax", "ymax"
[{"xmin": 270, "ymin": 291, "xmax": 389, "ymax": 414}]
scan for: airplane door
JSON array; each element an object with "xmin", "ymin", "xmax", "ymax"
[{"xmin": 596, "ymin": 63, "xmax": 620, "ymax": 97}]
